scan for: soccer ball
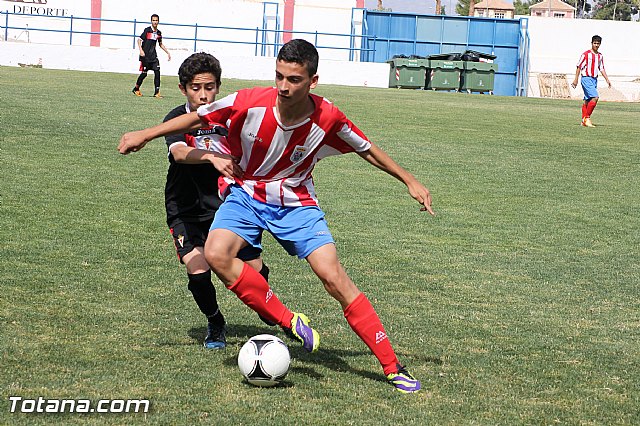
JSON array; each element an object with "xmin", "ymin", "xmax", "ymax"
[{"xmin": 237, "ymin": 334, "xmax": 290, "ymax": 387}]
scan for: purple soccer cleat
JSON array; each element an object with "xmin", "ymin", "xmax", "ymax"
[{"xmin": 386, "ymin": 364, "xmax": 421, "ymax": 393}]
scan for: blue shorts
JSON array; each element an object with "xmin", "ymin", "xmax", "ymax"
[
  {"xmin": 211, "ymin": 186, "xmax": 335, "ymax": 259},
  {"xmin": 581, "ymin": 76, "xmax": 598, "ymax": 101}
]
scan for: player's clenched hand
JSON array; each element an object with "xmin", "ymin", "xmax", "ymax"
[
  {"xmin": 118, "ymin": 130, "xmax": 149, "ymax": 154},
  {"xmin": 408, "ymin": 180, "xmax": 435, "ymax": 216},
  {"xmin": 211, "ymin": 155, "xmax": 244, "ymax": 180}
]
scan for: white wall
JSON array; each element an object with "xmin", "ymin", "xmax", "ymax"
[
  {"xmin": 0, "ymin": 0, "xmax": 358, "ymax": 59},
  {"xmin": 288, "ymin": 0, "xmax": 357, "ymax": 60},
  {"xmin": 0, "ymin": 0, "xmax": 387, "ymax": 87},
  {"xmin": 0, "ymin": 40, "xmax": 390, "ymax": 88},
  {"xmin": 525, "ymin": 16, "xmax": 640, "ymax": 101},
  {"xmin": 526, "ymin": 16, "xmax": 640, "ymax": 76}
]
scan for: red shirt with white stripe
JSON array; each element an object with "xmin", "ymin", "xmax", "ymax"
[
  {"xmin": 577, "ymin": 50, "xmax": 605, "ymax": 78},
  {"xmin": 197, "ymin": 87, "xmax": 372, "ymax": 207}
]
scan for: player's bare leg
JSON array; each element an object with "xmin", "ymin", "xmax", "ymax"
[
  {"xmin": 204, "ymin": 229, "xmax": 247, "ymax": 285},
  {"xmin": 306, "ymin": 244, "xmax": 421, "ymax": 393},
  {"xmin": 305, "ymin": 243, "xmax": 360, "ymax": 309}
]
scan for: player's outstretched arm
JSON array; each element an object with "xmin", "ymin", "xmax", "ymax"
[
  {"xmin": 358, "ymin": 143, "xmax": 435, "ymax": 216},
  {"xmin": 118, "ymin": 111, "xmax": 202, "ymax": 154},
  {"xmin": 171, "ymin": 145, "xmax": 243, "ymax": 179}
]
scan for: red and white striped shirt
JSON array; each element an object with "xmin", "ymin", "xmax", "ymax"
[
  {"xmin": 577, "ymin": 50, "xmax": 605, "ymax": 78},
  {"xmin": 197, "ymin": 87, "xmax": 372, "ymax": 207}
]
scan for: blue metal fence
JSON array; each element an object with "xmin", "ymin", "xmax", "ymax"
[{"xmin": 360, "ymin": 10, "xmax": 530, "ymax": 96}]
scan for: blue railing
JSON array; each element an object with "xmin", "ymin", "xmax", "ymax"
[
  {"xmin": 516, "ymin": 18, "xmax": 530, "ymax": 97},
  {"xmin": 0, "ymin": 11, "xmax": 374, "ymax": 61}
]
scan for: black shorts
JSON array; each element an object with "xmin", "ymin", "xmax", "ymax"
[
  {"xmin": 168, "ymin": 219, "xmax": 262, "ymax": 264},
  {"xmin": 139, "ymin": 59, "xmax": 160, "ymax": 72}
]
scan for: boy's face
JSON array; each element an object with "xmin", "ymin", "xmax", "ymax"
[
  {"xmin": 179, "ymin": 73, "xmax": 219, "ymax": 110},
  {"xmin": 591, "ymin": 40, "xmax": 601, "ymax": 52},
  {"xmin": 275, "ymin": 60, "xmax": 318, "ymax": 107},
  {"xmin": 151, "ymin": 17, "xmax": 159, "ymax": 30}
]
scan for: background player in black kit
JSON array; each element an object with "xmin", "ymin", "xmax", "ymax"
[
  {"xmin": 132, "ymin": 14, "xmax": 171, "ymax": 98},
  {"xmin": 132, "ymin": 52, "xmax": 273, "ymax": 348}
]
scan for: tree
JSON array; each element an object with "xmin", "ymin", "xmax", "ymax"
[
  {"xmin": 592, "ymin": 0, "xmax": 635, "ymax": 19},
  {"xmin": 456, "ymin": 0, "xmax": 474, "ymax": 16},
  {"xmin": 574, "ymin": 0, "xmax": 593, "ymax": 18},
  {"xmin": 513, "ymin": 0, "xmax": 535, "ymax": 15}
]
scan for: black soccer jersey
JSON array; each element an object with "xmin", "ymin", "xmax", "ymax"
[
  {"xmin": 163, "ymin": 104, "xmax": 227, "ymax": 224},
  {"xmin": 139, "ymin": 26, "xmax": 162, "ymax": 62}
]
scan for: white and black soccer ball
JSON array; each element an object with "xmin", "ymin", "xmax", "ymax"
[{"xmin": 237, "ymin": 334, "xmax": 290, "ymax": 387}]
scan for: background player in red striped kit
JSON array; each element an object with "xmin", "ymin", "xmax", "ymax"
[
  {"xmin": 571, "ymin": 35, "xmax": 612, "ymax": 128},
  {"xmin": 119, "ymin": 39, "xmax": 434, "ymax": 393}
]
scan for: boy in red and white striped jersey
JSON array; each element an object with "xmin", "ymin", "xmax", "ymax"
[
  {"xmin": 571, "ymin": 35, "xmax": 612, "ymax": 128},
  {"xmin": 119, "ymin": 39, "xmax": 434, "ymax": 393}
]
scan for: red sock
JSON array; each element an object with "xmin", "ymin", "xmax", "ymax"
[
  {"xmin": 581, "ymin": 103, "xmax": 587, "ymax": 119},
  {"xmin": 343, "ymin": 293, "xmax": 399, "ymax": 375},
  {"xmin": 586, "ymin": 100, "xmax": 597, "ymax": 117},
  {"xmin": 228, "ymin": 263, "xmax": 293, "ymax": 327}
]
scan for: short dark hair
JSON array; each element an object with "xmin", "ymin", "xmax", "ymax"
[
  {"xmin": 592, "ymin": 35, "xmax": 602, "ymax": 43},
  {"xmin": 277, "ymin": 39, "xmax": 319, "ymax": 76},
  {"xmin": 151, "ymin": 14, "xmax": 159, "ymax": 20},
  {"xmin": 178, "ymin": 52, "xmax": 222, "ymax": 88}
]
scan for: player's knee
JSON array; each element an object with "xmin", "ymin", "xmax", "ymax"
[
  {"xmin": 204, "ymin": 248, "xmax": 223, "ymax": 272},
  {"xmin": 319, "ymin": 269, "xmax": 357, "ymax": 302},
  {"xmin": 205, "ymin": 244, "xmax": 232, "ymax": 274}
]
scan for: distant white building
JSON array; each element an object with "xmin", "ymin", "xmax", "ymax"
[
  {"xmin": 473, "ymin": 0, "xmax": 515, "ymax": 19},
  {"xmin": 529, "ymin": 0, "xmax": 577, "ymax": 18}
]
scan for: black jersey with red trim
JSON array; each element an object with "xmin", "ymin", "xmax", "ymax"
[
  {"xmin": 139, "ymin": 26, "xmax": 162, "ymax": 62},
  {"xmin": 163, "ymin": 104, "xmax": 228, "ymax": 223}
]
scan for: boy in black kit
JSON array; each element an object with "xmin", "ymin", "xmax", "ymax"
[
  {"xmin": 132, "ymin": 14, "xmax": 171, "ymax": 98},
  {"xmin": 129, "ymin": 52, "xmax": 272, "ymax": 348}
]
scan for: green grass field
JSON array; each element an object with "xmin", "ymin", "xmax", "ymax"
[{"xmin": 1, "ymin": 65, "xmax": 638, "ymax": 425}]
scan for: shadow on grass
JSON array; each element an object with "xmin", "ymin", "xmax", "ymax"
[{"xmin": 187, "ymin": 323, "xmax": 443, "ymax": 385}]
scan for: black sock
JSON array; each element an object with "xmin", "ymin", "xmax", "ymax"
[
  {"xmin": 187, "ymin": 271, "xmax": 220, "ymax": 319},
  {"xmin": 135, "ymin": 73, "xmax": 146, "ymax": 87},
  {"xmin": 153, "ymin": 70, "xmax": 160, "ymax": 89},
  {"xmin": 207, "ymin": 310, "xmax": 224, "ymax": 326},
  {"xmin": 259, "ymin": 263, "xmax": 270, "ymax": 281}
]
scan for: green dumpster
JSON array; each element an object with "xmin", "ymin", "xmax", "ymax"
[
  {"xmin": 387, "ymin": 58, "xmax": 429, "ymax": 89},
  {"xmin": 426, "ymin": 59, "xmax": 463, "ymax": 91},
  {"xmin": 460, "ymin": 61, "xmax": 498, "ymax": 94}
]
